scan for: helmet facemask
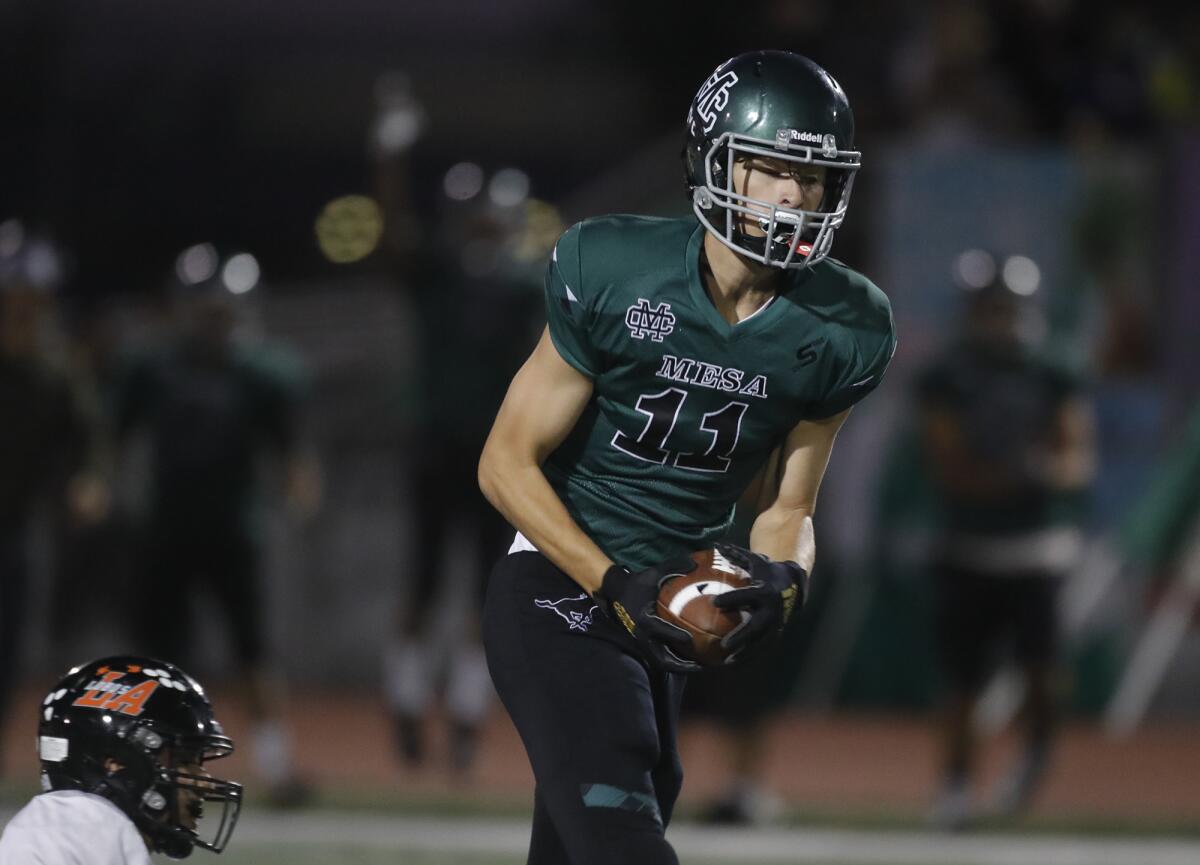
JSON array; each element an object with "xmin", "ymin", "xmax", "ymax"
[
  {"xmin": 138, "ymin": 732, "xmax": 243, "ymax": 859},
  {"xmin": 693, "ymin": 131, "xmax": 859, "ymax": 270}
]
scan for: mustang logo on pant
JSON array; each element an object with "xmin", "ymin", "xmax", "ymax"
[{"xmin": 534, "ymin": 593, "xmax": 598, "ymax": 633}]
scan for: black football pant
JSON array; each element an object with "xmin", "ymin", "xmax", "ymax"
[
  {"xmin": 935, "ymin": 561, "xmax": 1060, "ymax": 692},
  {"xmin": 403, "ymin": 444, "xmax": 510, "ymax": 634},
  {"xmin": 484, "ymin": 551, "xmax": 683, "ymax": 865},
  {"xmin": 133, "ymin": 523, "xmax": 264, "ymax": 668}
]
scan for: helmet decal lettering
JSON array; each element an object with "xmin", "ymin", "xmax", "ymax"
[
  {"xmin": 693, "ymin": 69, "xmax": 739, "ymax": 135},
  {"xmin": 72, "ymin": 671, "xmax": 126, "ymax": 707},
  {"xmin": 72, "ymin": 670, "xmax": 161, "ymax": 716},
  {"xmin": 104, "ymin": 680, "xmax": 161, "ymax": 716}
]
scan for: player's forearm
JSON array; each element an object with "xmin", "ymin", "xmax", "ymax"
[
  {"xmin": 1039, "ymin": 401, "xmax": 1097, "ymax": 491},
  {"xmin": 478, "ymin": 451, "xmax": 613, "ymax": 593},
  {"xmin": 749, "ymin": 506, "xmax": 815, "ymax": 572},
  {"xmin": 923, "ymin": 411, "xmax": 1025, "ymax": 499},
  {"xmin": 1046, "ymin": 449, "xmax": 1095, "ymax": 490}
]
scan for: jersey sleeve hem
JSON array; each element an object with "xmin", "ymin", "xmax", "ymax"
[
  {"xmin": 546, "ymin": 322, "xmax": 598, "ymax": 379},
  {"xmin": 810, "ymin": 322, "xmax": 897, "ymax": 419}
]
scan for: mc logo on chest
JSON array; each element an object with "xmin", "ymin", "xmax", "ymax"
[
  {"xmin": 656, "ymin": 354, "xmax": 768, "ymax": 398},
  {"xmin": 625, "ymin": 299, "xmax": 676, "ymax": 342}
]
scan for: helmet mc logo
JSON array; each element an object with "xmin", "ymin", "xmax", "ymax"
[{"xmin": 693, "ymin": 70, "xmax": 739, "ymax": 134}]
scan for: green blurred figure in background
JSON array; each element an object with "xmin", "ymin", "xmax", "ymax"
[
  {"xmin": 0, "ymin": 219, "xmax": 107, "ymax": 773},
  {"xmin": 114, "ymin": 247, "xmax": 321, "ymax": 806},
  {"xmin": 369, "ymin": 74, "xmax": 553, "ymax": 774},
  {"xmin": 919, "ymin": 250, "xmax": 1096, "ymax": 829}
]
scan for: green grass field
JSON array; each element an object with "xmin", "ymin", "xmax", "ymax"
[
  {"xmin": 165, "ymin": 849, "xmax": 527, "ymax": 865},
  {"xmin": 187, "ymin": 849, "xmax": 966, "ymax": 865},
  {"xmin": 4, "ymin": 781, "xmax": 1196, "ymax": 865},
  {"xmin": 169, "ymin": 846, "xmax": 984, "ymax": 865},
  {"xmin": 151, "ymin": 809, "xmax": 1200, "ymax": 865}
]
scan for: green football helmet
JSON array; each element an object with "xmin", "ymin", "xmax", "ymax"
[{"xmin": 683, "ymin": 50, "xmax": 860, "ymax": 269}]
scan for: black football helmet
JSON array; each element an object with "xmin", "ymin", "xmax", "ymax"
[
  {"xmin": 38, "ymin": 656, "xmax": 243, "ymax": 859},
  {"xmin": 683, "ymin": 50, "xmax": 860, "ymax": 269},
  {"xmin": 953, "ymin": 248, "xmax": 1046, "ymax": 352}
]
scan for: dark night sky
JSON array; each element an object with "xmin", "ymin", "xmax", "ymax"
[{"xmin": 1, "ymin": 0, "xmax": 781, "ymax": 297}]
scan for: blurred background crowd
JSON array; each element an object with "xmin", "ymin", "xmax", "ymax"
[{"xmin": 2, "ymin": 0, "xmax": 1198, "ymax": 835}]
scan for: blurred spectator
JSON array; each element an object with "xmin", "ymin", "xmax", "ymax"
[
  {"xmin": 49, "ymin": 297, "xmax": 134, "ymax": 668},
  {"xmin": 0, "ymin": 219, "xmax": 106, "ymax": 771},
  {"xmin": 684, "ymin": 602, "xmax": 823, "ymax": 825},
  {"xmin": 382, "ymin": 183, "xmax": 549, "ymax": 774},
  {"xmin": 371, "ymin": 75, "xmax": 550, "ymax": 775},
  {"xmin": 892, "ymin": 0, "xmax": 1032, "ymax": 149},
  {"xmin": 890, "ymin": 2, "xmax": 1190, "ymax": 150},
  {"xmin": 917, "ymin": 250, "xmax": 1096, "ymax": 829},
  {"xmin": 681, "ymin": 447, "xmax": 825, "ymax": 826},
  {"xmin": 113, "ymin": 247, "xmax": 321, "ymax": 805}
]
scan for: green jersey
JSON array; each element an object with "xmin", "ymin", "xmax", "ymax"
[
  {"xmin": 116, "ymin": 340, "xmax": 307, "ymax": 534},
  {"xmin": 916, "ymin": 342, "xmax": 1086, "ymax": 536},
  {"xmin": 542, "ymin": 215, "xmax": 895, "ymax": 570}
]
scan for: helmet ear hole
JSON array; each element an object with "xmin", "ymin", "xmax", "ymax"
[{"xmin": 142, "ymin": 788, "xmax": 168, "ymax": 811}]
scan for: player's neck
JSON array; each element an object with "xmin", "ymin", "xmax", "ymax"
[{"xmin": 700, "ymin": 232, "xmax": 784, "ymax": 325}]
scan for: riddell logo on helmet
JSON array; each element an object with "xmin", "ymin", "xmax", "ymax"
[
  {"xmin": 782, "ymin": 129, "xmax": 838, "ymax": 158},
  {"xmin": 73, "ymin": 671, "xmax": 160, "ymax": 717}
]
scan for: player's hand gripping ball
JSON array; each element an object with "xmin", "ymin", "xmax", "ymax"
[{"xmin": 655, "ymin": 548, "xmax": 752, "ymax": 666}]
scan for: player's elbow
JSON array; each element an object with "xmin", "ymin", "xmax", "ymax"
[
  {"xmin": 479, "ymin": 423, "xmax": 546, "ymax": 511},
  {"xmin": 477, "ymin": 444, "xmax": 502, "ymax": 508},
  {"xmin": 478, "ymin": 437, "xmax": 517, "ymax": 510}
]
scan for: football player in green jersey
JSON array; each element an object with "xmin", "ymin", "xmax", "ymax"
[
  {"xmin": 920, "ymin": 253, "xmax": 1095, "ymax": 829},
  {"xmin": 478, "ymin": 50, "xmax": 895, "ymax": 864}
]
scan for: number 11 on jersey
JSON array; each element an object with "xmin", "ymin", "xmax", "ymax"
[{"xmin": 612, "ymin": 388, "xmax": 749, "ymax": 474}]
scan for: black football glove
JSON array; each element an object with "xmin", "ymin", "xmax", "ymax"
[
  {"xmin": 710, "ymin": 543, "xmax": 808, "ymax": 663},
  {"xmin": 594, "ymin": 559, "xmax": 703, "ymax": 674}
]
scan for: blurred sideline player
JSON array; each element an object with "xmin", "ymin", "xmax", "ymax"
[
  {"xmin": 0, "ymin": 220, "xmax": 108, "ymax": 772},
  {"xmin": 0, "ymin": 655, "xmax": 242, "ymax": 863},
  {"xmin": 51, "ymin": 295, "xmax": 135, "ymax": 670},
  {"xmin": 478, "ymin": 51, "xmax": 895, "ymax": 864},
  {"xmin": 370, "ymin": 76, "xmax": 547, "ymax": 775},
  {"xmin": 681, "ymin": 446, "xmax": 814, "ymax": 825},
  {"xmin": 113, "ymin": 251, "xmax": 321, "ymax": 805},
  {"xmin": 918, "ymin": 251, "xmax": 1095, "ymax": 829}
]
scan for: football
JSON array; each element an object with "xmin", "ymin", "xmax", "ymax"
[{"xmin": 656, "ymin": 548, "xmax": 752, "ymax": 666}]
